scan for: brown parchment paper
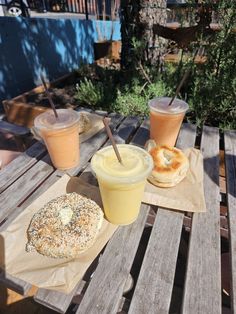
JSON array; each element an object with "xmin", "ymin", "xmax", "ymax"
[
  {"xmin": 0, "ymin": 175, "xmax": 117, "ymax": 294},
  {"xmin": 142, "ymin": 148, "xmax": 207, "ymax": 213}
]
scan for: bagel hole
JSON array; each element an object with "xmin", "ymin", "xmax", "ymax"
[{"xmin": 163, "ymin": 150, "xmax": 173, "ymax": 166}]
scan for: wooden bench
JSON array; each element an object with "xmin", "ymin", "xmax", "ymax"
[
  {"xmin": 0, "ymin": 120, "xmax": 31, "ymax": 152},
  {"xmin": 0, "ymin": 111, "xmax": 235, "ymax": 313}
]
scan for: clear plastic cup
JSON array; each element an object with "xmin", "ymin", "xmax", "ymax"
[
  {"xmin": 91, "ymin": 144, "xmax": 153, "ymax": 225},
  {"xmin": 149, "ymin": 97, "xmax": 189, "ymax": 147},
  {"xmin": 34, "ymin": 109, "xmax": 80, "ymax": 170}
]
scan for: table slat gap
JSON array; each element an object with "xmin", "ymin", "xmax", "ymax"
[{"xmin": 224, "ymin": 130, "xmax": 236, "ymax": 312}]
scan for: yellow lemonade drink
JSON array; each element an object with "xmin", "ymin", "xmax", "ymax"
[
  {"xmin": 91, "ymin": 144, "xmax": 153, "ymax": 225},
  {"xmin": 34, "ymin": 109, "xmax": 80, "ymax": 170},
  {"xmin": 149, "ymin": 97, "xmax": 189, "ymax": 146}
]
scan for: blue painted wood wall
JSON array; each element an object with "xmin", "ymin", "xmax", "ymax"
[{"xmin": 0, "ymin": 17, "xmax": 120, "ymax": 105}]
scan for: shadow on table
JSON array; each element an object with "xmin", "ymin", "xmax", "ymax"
[
  {"xmin": 203, "ymin": 154, "xmax": 220, "ymax": 186},
  {"xmin": 223, "ymin": 153, "xmax": 236, "ymax": 198},
  {"xmin": 0, "ymin": 235, "xmax": 58, "ymax": 314},
  {"xmin": 203, "ymin": 153, "xmax": 236, "ymax": 199},
  {"xmin": 0, "ymin": 133, "xmax": 21, "ymax": 151}
]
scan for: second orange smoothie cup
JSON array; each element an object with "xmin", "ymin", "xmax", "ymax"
[
  {"xmin": 91, "ymin": 144, "xmax": 153, "ymax": 225},
  {"xmin": 34, "ymin": 109, "xmax": 80, "ymax": 170},
  {"xmin": 149, "ymin": 97, "xmax": 189, "ymax": 147}
]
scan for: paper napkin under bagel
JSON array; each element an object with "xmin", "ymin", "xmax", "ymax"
[
  {"xmin": 143, "ymin": 146, "xmax": 207, "ymax": 213},
  {"xmin": 0, "ymin": 175, "xmax": 117, "ymax": 293}
]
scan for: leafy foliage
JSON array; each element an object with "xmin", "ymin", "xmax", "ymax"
[
  {"xmin": 74, "ymin": 66, "xmax": 171, "ymax": 117},
  {"xmin": 74, "ymin": 1, "xmax": 236, "ymax": 130},
  {"xmin": 186, "ymin": 1, "xmax": 236, "ymax": 129},
  {"xmin": 75, "ymin": 78, "xmax": 104, "ymax": 108},
  {"xmin": 113, "ymin": 79, "xmax": 171, "ymax": 117}
]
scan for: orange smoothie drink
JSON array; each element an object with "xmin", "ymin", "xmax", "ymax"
[
  {"xmin": 149, "ymin": 97, "xmax": 189, "ymax": 146},
  {"xmin": 91, "ymin": 144, "xmax": 153, "ymax": 225},
  {"xmin": 34, "ymin": 109, "xmax": 80, "ymax": 170}
]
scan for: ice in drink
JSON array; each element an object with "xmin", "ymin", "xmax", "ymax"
[
  {"xmin": 34, "ymin": 109, "xmax": 80, "ymax": 170},
  {"xmin": 91, "ymin": 144, "xmax": 153, "ymax": 225},
  {"xmin": 149, "ymin": 97, "xmax": 189, "ymax": 147}
]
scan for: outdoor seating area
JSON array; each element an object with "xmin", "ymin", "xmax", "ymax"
[
  {"xmin": 1, "ymin": 1, "xmax": 236, "ymax": 313},
  {"xmin": 0, "ymin": 109, "xmax": 235, "ymax": 313}
]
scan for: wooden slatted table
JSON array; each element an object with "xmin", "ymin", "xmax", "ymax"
[{"xmin": 0, "ymin": 111, "xmax": 235, "ymax": 314}]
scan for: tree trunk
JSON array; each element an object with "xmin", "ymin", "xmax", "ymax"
[{"xmin": 120, "ymin": 0, "xmax": 167, "ymax": 70}]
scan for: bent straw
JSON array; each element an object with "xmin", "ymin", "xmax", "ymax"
[
  {"xmin": 168, "ymin": 48, "xmax": 200, "ymax": 106},
  {"xmin": 103, "ymin": 117, "xmax": 123, "ymax": 164},
  {"xmin": 40, "ymin": 75, "xmax": 58, "ymax": 119}
]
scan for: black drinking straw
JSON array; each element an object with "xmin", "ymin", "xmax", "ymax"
[
  {"xmin": 168, "ymin": 69, "xmax": 191, "ymax": 106},
  {"xmin": 168, "ymin": 48, "xmax": 201, "ymax": 106},
  {"xmin": 103, "ymin": 117, "xmax": 123, "ymax": 164},
  {"xmin": 40, "ymin": 75, "xmax": 58, "ymax": 119}
]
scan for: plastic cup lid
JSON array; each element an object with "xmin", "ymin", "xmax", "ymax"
[
  {"xmin": 34, "ymin": 109, "xmax": 79, "ymax": 130},
  {"xmin": 148, "ymin": 97, "xmax": 189, "ymax": 114}
]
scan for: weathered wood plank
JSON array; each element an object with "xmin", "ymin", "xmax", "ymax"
[
  {"xmin": 129, "ymin": 123, "xmax": 197, "ymax": 314},
  {"xmin": 0, "ymin": 120, "xmax": 29, "ymax": 135},
  {"xmin": 176, "ymin": 123, "xmax": 197, "ymax": 149},
  {"xmin": 0, "ymin": 142, "xmax": 47, "ymax": 193},
  {"xmin": 113, "ymin": 116, "xmax": 141, "ymax": 144},
  {"xmin": 76, "ymin": 204, "xmax": 149, "ymax": 314},
  {"xmin": 129, "ymin": 119, "xmax": 150, "ymax": 147},
  {"xmin": 182, "ymin": 126, "xmax": 221, "ymax": 314},
  {"xmin": 129, "ymin": 210, "xmax": 184, "ymax": 314},
  {"xmin": 129, "ymin": 121, "xmax": 196, "ymax": 149},
  {"xmin": 0, "ymin": 270, "xmax": 31, "ymax": 296},
  {"xmin": 0, "ymin": 154, "xmax": 54, "ymax": 224},
  {"xmin": 0, "ymin": 174, "xmax": 61, "ymax": 232},
  {"xmin": 34, "ymin": 281, "xmax": 86, "ymax": 314},
  {"xmin": 224, "ymin": 130, "xmax": 236, "ymax": 312},
  {"xmin": 0, "ymin": 229, "xmax": 31, "ymax": 295},
  {"xmin": 33, "ymin": 115, "xmax": 140, "ymax": 313}
]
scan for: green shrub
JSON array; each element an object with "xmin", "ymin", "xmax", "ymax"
[
  {"xmin": 74, "ymin": 66, "xmax": 172, "ymax": 117},
  {"xmin": 111, "ymin": 79, "xmax": 171, "ymax": 117},
  {"xmin": 74, "ymin": 78, "xmax": 104, "ymax": 108},
  {"xmin": 185, "ymin": 2, "xmax": 236, "ymax": 129}
]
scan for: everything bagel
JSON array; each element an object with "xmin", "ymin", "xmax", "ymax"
[
  {"xmin": 146, "ymin": 140, "xmax": 189, "ymax": 187},
  {"xmin": 26, "ymin": 193, "xmax": 104, "ymax": 258}
]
